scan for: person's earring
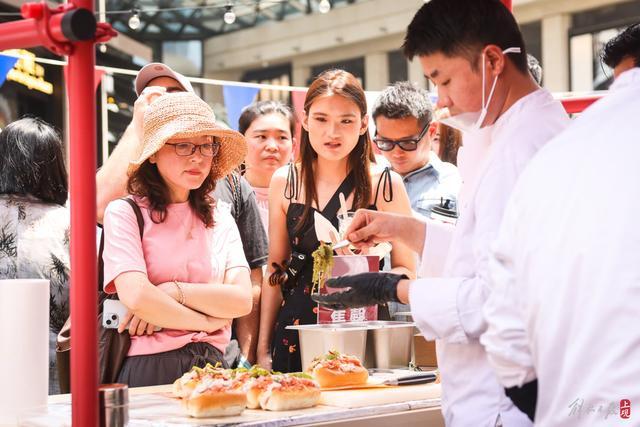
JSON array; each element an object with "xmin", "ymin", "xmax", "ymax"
[{"xmin": 149, "ymin": 154, "xmax": 157, "ymax": 164}]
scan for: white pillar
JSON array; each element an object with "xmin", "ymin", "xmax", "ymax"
[
  {"xmin": 542, "ymin": 13, "xmax": 571, "ymax": 92},
  {"xmin": 364, "ymin": 52, "xmax": 389, "ymax": 91},
  {"xmin": 292, "ymin": 64, "xmax": 311, "ymax": 87},
  {"xmin": 407, "ymin": 58, "xmax": 427, "ymax": 89}
]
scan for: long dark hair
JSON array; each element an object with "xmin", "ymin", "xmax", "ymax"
[
  {"xmin": 296, "ymin": 69, "xmax": 375, "ymax": 233},
  {"xmin": 0, "ymin": 117, "xmax": 68, "ymax": 206},
  {"xmin": 127, "ymin": 158, "xmax": 217, "ymax": 228}
]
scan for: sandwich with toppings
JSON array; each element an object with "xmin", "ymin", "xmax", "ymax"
[
  {"xmin": 257, "ymin": 373, "xmax": 321, "ymax": 411},
  {"xmin": 232, "ymin": 366, "xmax": 273, "ymax": 409},
  {"xmin": 172, "ymin": 365, "xmax": 321, "ymax": 416},
  {"xmin": 172, "ymin": 363, "xmax": 229, "ymax": 399},
  {"xmin": 181, "ymin": 376, "xmax": 247, "ymax": 418},
  {"xmin": 307, "ymin": 350, "xmax": 369, "ymax": 388}
]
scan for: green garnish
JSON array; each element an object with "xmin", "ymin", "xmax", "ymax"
[
  {"xmin": 288, "ymin": 372, "xmax": 313, "ymax": 380},
  {"xmin": 326, "ymin": 349, "xmax": 340, "ymax": 360},
  {"xmin": 312, "ymin": 241, "xmax": 334, "ymax": 294}
]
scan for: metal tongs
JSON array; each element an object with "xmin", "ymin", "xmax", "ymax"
[{"xmin": 332, "ymin": 239, "xmax": 351, "ymax": 250}]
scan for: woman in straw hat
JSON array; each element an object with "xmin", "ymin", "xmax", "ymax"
[{"xmin": 101, "ymin": 92, "xmax": 253, "ymax": 387}]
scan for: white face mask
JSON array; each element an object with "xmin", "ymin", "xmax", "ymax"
[{"xmin": 440, "ymin": 47, "xmax": 522, "ymax": 133}]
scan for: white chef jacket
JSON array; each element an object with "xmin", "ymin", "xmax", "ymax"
[
  {"xmin": 481, "ymin": 68, "xmax": 640, "ymax": 426},
  {"xmin": 410, "ymin": 88, "xmax": 570, "ymax": 427}
]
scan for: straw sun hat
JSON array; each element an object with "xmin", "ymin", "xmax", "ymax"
[{"xmin": 129, "ymin": 92, "xmax": 246, "ymax": 181}]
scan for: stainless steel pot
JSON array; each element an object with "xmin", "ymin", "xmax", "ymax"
[
  {"xmin": 357, "ymin": 321, "xmax": 416, "ymax": 369},
  {"xmin": 286, "ymin": 323, "xmax": 372, "ymax": 371},
  {"xmin": 287, "ymin": 321, "xmax": 416, "ymax": 370}
]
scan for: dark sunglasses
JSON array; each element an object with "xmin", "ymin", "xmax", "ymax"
[
  {"xmin": 373, "ymin": 122, "xmax": 430, "ymax": 152},
  {"xmin": 165, "ymin": 141, "xmax": 220, "ymax": 157}
]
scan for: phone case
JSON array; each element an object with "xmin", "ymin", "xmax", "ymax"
[{"xmin": 102, "ymin": 299, "xmax": 129, "ymax": 329}]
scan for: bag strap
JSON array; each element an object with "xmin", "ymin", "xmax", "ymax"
[
  {"xmin": 97, "ymin": 198, "xmax": 145, "ymax": 297},
  {"xmin": 231, "ymin": 173, "xmax": 242, "ymax": 217},
  {"xmin": 121, "ymin": 197, "xmax": 145, "ymax": 238}
]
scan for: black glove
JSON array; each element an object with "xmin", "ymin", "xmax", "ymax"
[{"xmin": 311, "ymin": 272, "xmax": 408, "ymax": 310}]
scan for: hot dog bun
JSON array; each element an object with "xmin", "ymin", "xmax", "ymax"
[
  {"xmin": 308, "ymin": 350, "xmax": 369, "ymax": 388},
  {"xmin": 259, "ymin": 374, "xmax": 320, "ymax": 411},
  {"xmin": 182, "ymin": 389, "xmax": 247, "ymax": 418},
  {"xmin": 311, "ymin": 364, "xmax": 369, "ymax": 388},
  {"xmin": 172, "ymin": 363, "xmax": 229, "ymax": 398},
  {"xmin": 259, "ymin": 386, "xmax": 321, "ymax": 411}
]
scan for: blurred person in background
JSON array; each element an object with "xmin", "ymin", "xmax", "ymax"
[
  {"xmin": 428, "ymin": 122, "xmax": 462, "ymax": 166},
  {"xmin": 238, "ymin": 100, "xmax": 296, "ymax": 234},
  {"xmin": 526, "ymin": 54, "xmax": 542, "ymax": 86},
  {"xmin": 602, "ymin": 22, "xmax": 640, "ymax": 78},
  {"xmin": 102, "ymin": 92, "xmax": 252, "ymax": 387},
  {"xmin": 96, "ymin": 63, "xmax": 267, "ymax": 367},
  {"xmin": 0, "ymin": 117, "xmax": 70, "ymax": 394},
  {"xmin": 258, "ymin": 69, "xmax": 416, "ymax": 373}
]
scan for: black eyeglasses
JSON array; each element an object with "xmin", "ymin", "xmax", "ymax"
[
  {"xmin": 165, "ymin": 141, "xmax": 220, "ymax": 157},
  {"xmin": 373, "ymin": 122, "xmax": 430, "ymax": 152}
]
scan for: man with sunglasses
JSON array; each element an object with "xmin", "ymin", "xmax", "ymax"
[{"xmin": 372, "ymin": 82, "xmax": 461, "ymax": 220}]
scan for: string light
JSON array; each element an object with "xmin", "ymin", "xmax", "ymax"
[
  {"xmin": 128, "ymin": 9, "xmax": 141, "ymax": 30},
  {"xmin": 0, "ymin": 1, "xmax": 336, "ymax": 26},
  {"xmin": 223, "ymin": 3, "xmax": 236, "ymax": 25},
  {"xmin": 318, "ymin": 0, "xmax": 331, "ymax": 14}
]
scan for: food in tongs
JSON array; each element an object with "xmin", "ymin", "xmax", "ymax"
[{"xmin": 311, "ymin": 241, "xmax": 334, "ymax": 294}]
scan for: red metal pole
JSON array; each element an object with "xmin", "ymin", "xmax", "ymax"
[
  {"xmin": 502, "ymin": 0, "xmax": 513, "ymax": 11},
  {"xmin": 0, "ymin": 19, "xmax": 43, "ymax": 49},
  {"xmin": 68, "ymin": 0, "xmax": 98, "ymax": 425}
]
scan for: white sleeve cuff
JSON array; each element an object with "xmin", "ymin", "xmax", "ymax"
[
  {"xmin": 419, "ymin": 218, "xmax": 454, "ymax": 278},
  {"xmin": 409, "ymin": 277, "xmax": 468, "ymax": 344}
]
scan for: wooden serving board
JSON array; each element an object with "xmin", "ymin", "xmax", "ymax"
[{"xmin": 319, "ymin": 383, "xmax": 441, "ymax": 408}]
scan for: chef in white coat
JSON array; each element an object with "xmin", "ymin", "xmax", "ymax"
[
  {"xmin": 313, "ymin": 1, "xmax": 569, "ymax": 425},
  {"xmin": 481, "ymin": 25, "xmax": 640, "ymax": 426}
]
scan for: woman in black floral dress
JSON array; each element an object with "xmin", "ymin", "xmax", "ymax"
[{"xmin": 257, "ymin": 70, "xmax": 416, "ymax": 373}]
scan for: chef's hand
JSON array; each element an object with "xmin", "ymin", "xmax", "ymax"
[
  {"xmin": 330, "ymin": 231, "xmax": 355, "ymax": 256},
  {"xmin": 344, "ymin": 210, "xmax": 398, "ymax": 250},
  {"xmin": 345, "ymin": 209, "xmax": 426, "ymax": 255},
  {"xmin": 311, "ymin": 272, "xmax": 408, "ymax": 310}
]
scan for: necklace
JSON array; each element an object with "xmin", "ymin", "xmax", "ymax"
[{"xmin": 177, "ymin": 207, "xmax": 195, "ymax": 241}]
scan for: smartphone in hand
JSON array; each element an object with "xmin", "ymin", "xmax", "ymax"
[{"xmin": 102, "ymin": 299, "xmax": 161, "ymax": 331}]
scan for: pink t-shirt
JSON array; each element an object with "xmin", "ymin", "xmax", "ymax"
[{"xmin": 102, "ymin": 197, "xmax": 249, "ymax": 356}]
